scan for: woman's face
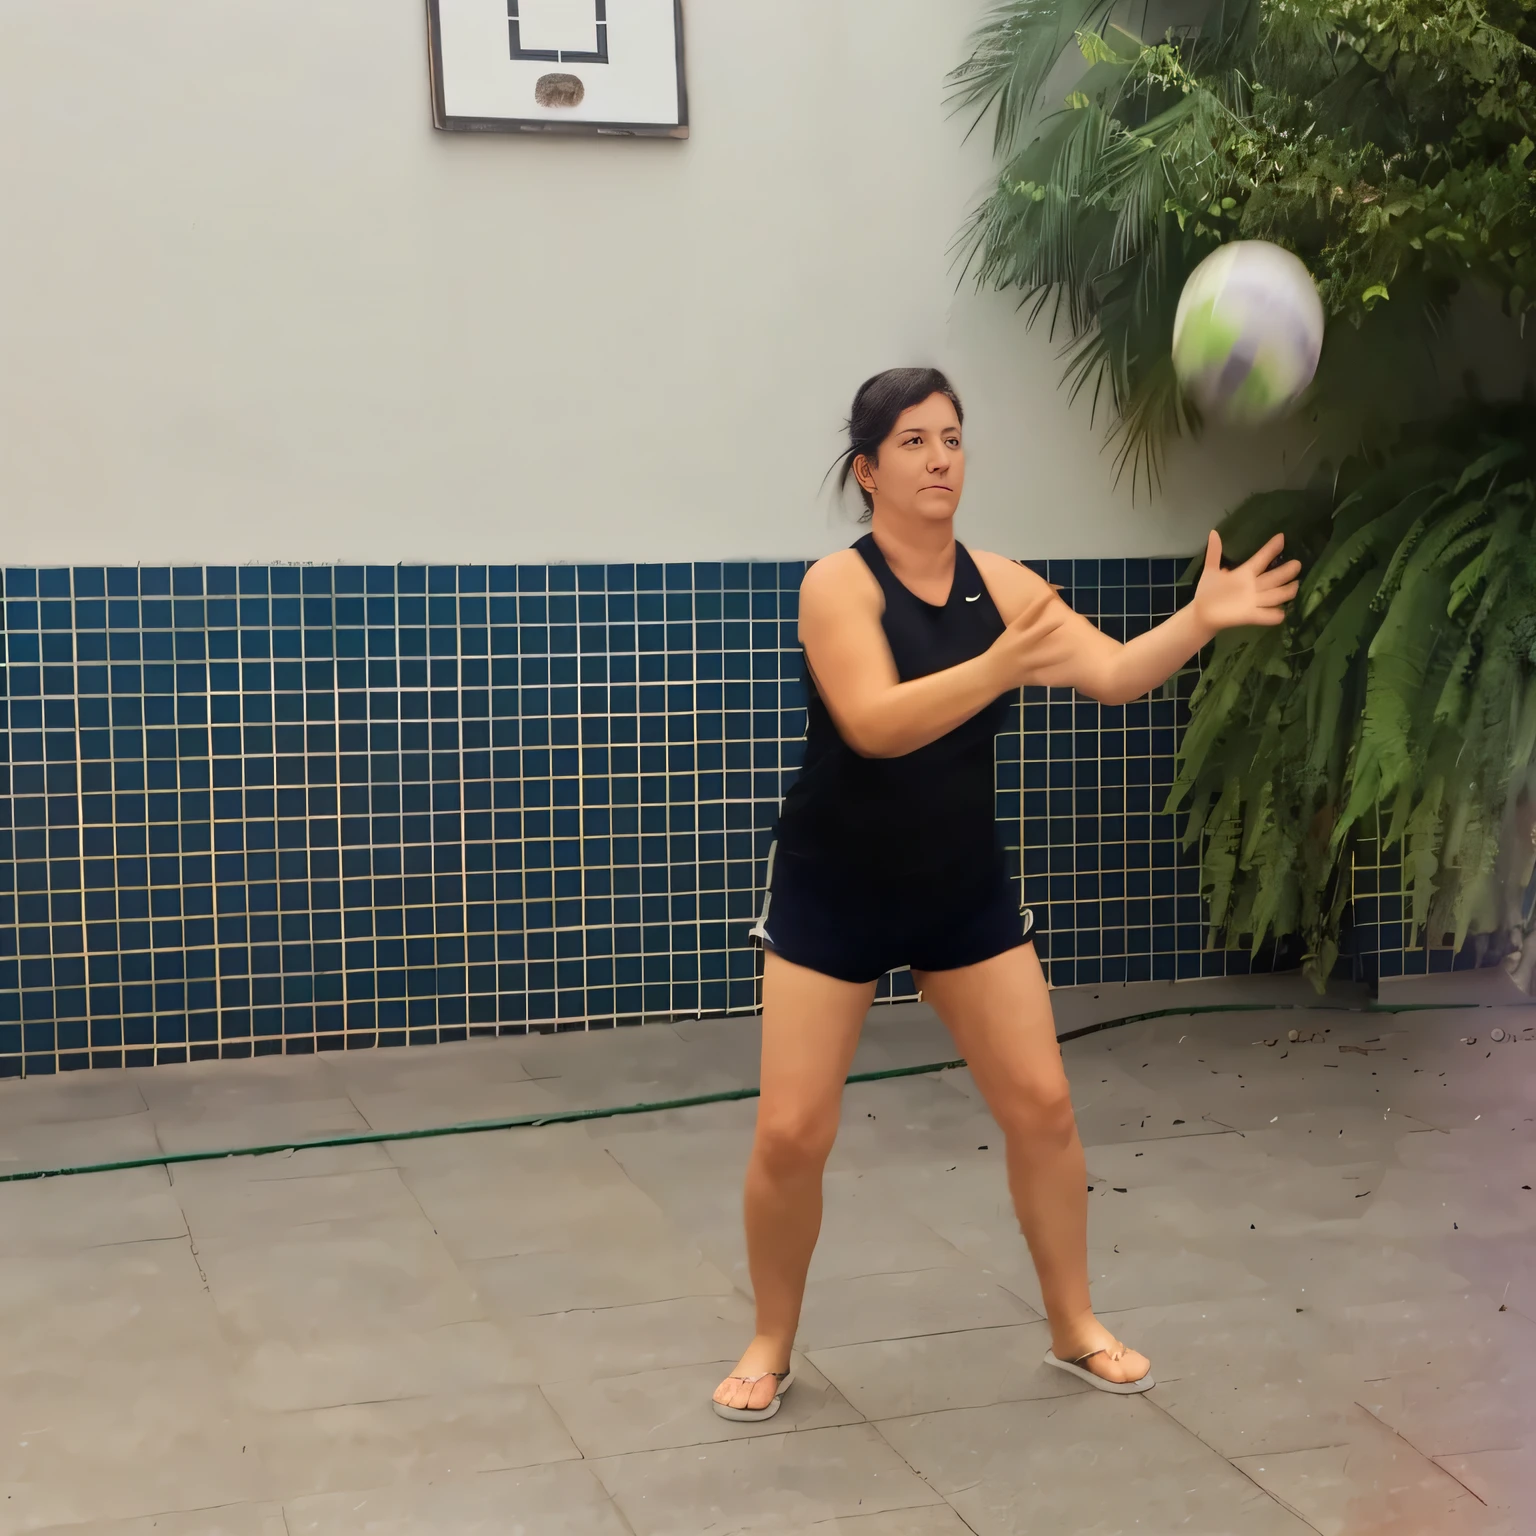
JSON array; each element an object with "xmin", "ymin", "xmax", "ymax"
[{"xmin": 855, "ymin": 393, "xmax": 966, "ymax": 524}]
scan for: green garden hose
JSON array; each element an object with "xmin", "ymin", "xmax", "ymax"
[{"xmin": 0, "ymin": 998, "xmax": 1491, "ymax": 1186}]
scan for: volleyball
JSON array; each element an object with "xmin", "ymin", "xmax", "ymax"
[{"xmin": 1172, "ymin": 240, "xmax": 1325, "ymax": 426}]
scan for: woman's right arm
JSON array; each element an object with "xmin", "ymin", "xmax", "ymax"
[{"xmin": 799, "ymin": 553, "xmax": 1069, "ymax": 759}]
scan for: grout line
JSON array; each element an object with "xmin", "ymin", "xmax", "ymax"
[
  {"xmin": 1353, "ymin": 1400, "xmax": 1488, "ymax": 1505},
  {"xmin": 1142, "ymin": 1394, "xmax": 1327, "ymax": 1535}
]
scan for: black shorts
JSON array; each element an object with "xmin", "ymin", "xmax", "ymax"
[{"xmin": 750, "ymin": 844, "xmax": 1036, "ymax": 985}]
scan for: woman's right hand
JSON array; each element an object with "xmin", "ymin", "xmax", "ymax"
[{"xmin": 987, "ymin": 585, "xmax": 1075, "ymax": 691}]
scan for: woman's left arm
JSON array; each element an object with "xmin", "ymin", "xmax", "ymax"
[{"xmin": 973, "ymin": 532, "xmax": 1301, "ymax": 707}]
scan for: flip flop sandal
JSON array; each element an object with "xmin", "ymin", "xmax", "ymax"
[
  {"xmin": 711, "ymin": 1369, "xmax": 795, "ymax": 1422},
  {"xmin": 1043, "ymin": 1343, "xmax": 1154, "ymax": 1395}
]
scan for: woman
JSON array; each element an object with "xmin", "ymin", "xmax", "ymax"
[{"xmin": 712, "ymin": 368, "xmax": 1300, "ymax": 1419}]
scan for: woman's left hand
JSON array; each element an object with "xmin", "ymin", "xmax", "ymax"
[{"xmin": 1192, "ymin": 530, "xmax": 1302, "ymax": 633}]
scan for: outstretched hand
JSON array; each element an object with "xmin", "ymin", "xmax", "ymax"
[{"xmin": 1192, "ymin": 531, "xmax": 1302, "ymax": 633}]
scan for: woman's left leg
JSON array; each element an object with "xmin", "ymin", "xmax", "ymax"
[{"xmin": 915, "ymin": 943, "xmax": 1150, "ymax": 1385}]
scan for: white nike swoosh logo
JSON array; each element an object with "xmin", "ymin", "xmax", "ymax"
[{"xmin": 965, "ymin": 593, "xmax": 981, "ymax": 602}]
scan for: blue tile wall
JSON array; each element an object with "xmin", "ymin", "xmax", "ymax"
[{"xmin": 0, "ymin": 558, "xmax": 1432, "ymax": 1079}]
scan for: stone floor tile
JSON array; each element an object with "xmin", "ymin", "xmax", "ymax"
[
  {"xmin": 170, "ymin": 1161, "xmax": 422, "ymax": 1239},
  {"xmin": 543, "ymin": 1354, "xmax": 861, "ymax": 1458},
  {"xmin": 254, "ymin": 1385, "xmax": 579, "ymax": 1500},
  {"xmin": 808, "ymin": 1319, "xmax": 1068, "ymax": 1419},
  {"xmin": 397, "ymin": 1153, "xmax": 667, "ymax": 1263},
  {"xmin": 879, "ymin": 1393, "xmax": 1315, "ymax": 1535},
  {"xmin": 0, "ymin": 1165, "xmax": 186, "ymax": 1256},
  {"xmin": 502, "ymin": 1292, "xmax": 758, "ymax": 1385},
  {"xmin": 195, "ymin": 1216, "xmax": 483, "ymax": 1350},
  {"xmin": 283, "ymin": 1462, "xmax": 632, "ymax": 1535},
  {"xmin": 1231, "ymin": 1409, "xmax": 1498, "ymax": 1536},
  {"xmin": 0, "ymin": 1111, "xmax": 163, "ymax": 1177},
  {"xmin": 23, "ymin": 1504, "xmax": 289, "ymax": 1536},
  {"xmin": 795, "ymin": 1266, "xmax": 1037, "ymax": 1352},
  {"xmin": 152, "ymin": 1098, "xmax": 370, "ymax": 1157},
  {"xmin": 463, "ymin": 1225, "xmax": 734, "ymax": 1318},
  {"xmin": 0, "ymin": 1355, "xmax": 272, "ymax": 1531},
  {"xmin": 0, "ymin": 1073, "xmax": 147, "ymax": 1128},
  {"xmin": 230, "ymin": 1319, "xmax": 533, "ymax": 1413},
  {"xmin": 344, "ymin": 1077, "xmax": 561, "ymax": 1136},
  {"xmin": 591, "ymin": 1423, "xmax": 944, "ymax": 1535}
]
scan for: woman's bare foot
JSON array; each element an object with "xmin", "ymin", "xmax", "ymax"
[
  {"xmin": 713, "ymin": 1334, "xmax": 793, "ymax": 1413},
  {"xmin": 1050, "ymin": 1317, "xmax": 1151, "ymax": 1385}
]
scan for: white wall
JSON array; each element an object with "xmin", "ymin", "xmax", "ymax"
[{"xmin": 0, "ymin": 0, "xmax": 1297, "ymax": 565}]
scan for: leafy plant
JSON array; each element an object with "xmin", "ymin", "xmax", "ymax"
[
  {"xmin": 955, "ymin": 1, "xmax": 1536, "ymax": 983},
  {"xmin": 1167, "ymin": 398, "xmax": 1536, "ymax": 987},
  {"xmin": 951, "ymin": 0, "xmax": 1536, "ymax": 487}
]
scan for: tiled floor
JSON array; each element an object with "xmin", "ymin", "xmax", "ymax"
[{"xmin": 1, "ymin": 975, "xmax": 1533, "ymax": 1535}]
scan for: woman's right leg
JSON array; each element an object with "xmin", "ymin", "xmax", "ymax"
[{"xmin": 713, "ymin": 950, "xmax": 876, "ymax": 1412}]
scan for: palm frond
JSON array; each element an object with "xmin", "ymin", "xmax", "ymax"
[{"xmin": 948, "ymin": 0, "xmax": 1120, "ymax": 155}]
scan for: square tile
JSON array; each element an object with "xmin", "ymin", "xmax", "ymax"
[
  {"xmin": 591, "ymin": 1424, "xmax": 944, "ymax": 1536},
  {"xmin": 0, "ymin": 1354, "xmax": 271, "ymax": 1531},
  {"xmin": 399, "ymin": 1153, "xmax": 679, "ymax": 1263},
  {"xmin": 0, "ymin": 1112, "xmax": 163, "ymax": 1177},
  {"xmin": 152, "ymin": 1098, "xmax": 370, "ymax": 1156},
  {"xmin": 879, "ymin": 1393, "xmax": 1315, "ymax": 1535},
  {"xmin": 1431, "ymin": 1446, "xmax": 1536, "ymax": 1516},
  {"xmin": 796, "ymin": 1267, "xmax": 1037, "ymax": 1352},
  {"xmin": 502, "ymin": 1292, "xmax": 758, "ymax": 1384},
  {"xmin": 542, "ymin": 1354, "xmax": 862, "ymax": 1458},
  {"xmin": 1231, "ymin": 1410, "xmax": 1494, "ymax": 1536},
  {"xmin": 809, "ymin": 1320, "xmax": 1072, "ymax": 1419},
  {"xmin": 795, "ymin": 1513, "xmax": 979, "ymax": 1535},
  {"xmin": 231, "ymin": 1319, "xmax": 533, "ymax": 1413},
  {"xmin": 194, "ymin": 1216, "xmax": 484, "ymax": 1349},
  {"xmin": 255, "ymin": 1386, "xmax": 579, "ymax": 1500},
  {"xmin": 463, "ymin": 1224, "xmax": 734, "ymax": 1317},
  {"xmin": 283, "ymin": 1462, "xmax": 633, "ymax": 1536},
  {"xmin": 24, "ymin": 1507, "xmax": 288, "ymax": 1536},
  {"xmin": 0, "ymin": 1165, "xmax": 186, "ymax": 1256},
  {"xmin": 0, "ymin": 1239, "xmax": 228, "ymax": 1377},
  {"xmin": 169, "ymin": 1162, "xmax": 422, "ymax": 1239}
]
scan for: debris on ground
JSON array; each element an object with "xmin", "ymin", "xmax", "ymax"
[
  {"xmin": 1339, "ymin": 1044, "xmax": 1384, "ymax": 1056},
  {"xmin": 1490, "ymin": 1028, "xmax": 1506, "ymax": 1042},
  {"xmin": 1461, "ymin": 1037, "xmax": 1478, "ymax": 1045}
]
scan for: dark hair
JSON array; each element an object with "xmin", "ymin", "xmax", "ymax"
[{"xmin": 835, "ymin": 367, "xmax": 965, "ymax": 520}]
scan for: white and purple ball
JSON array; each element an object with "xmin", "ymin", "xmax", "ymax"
[{"xmin": 1172, "ymin": 241, "xmax": 1325, "ymax": 425}]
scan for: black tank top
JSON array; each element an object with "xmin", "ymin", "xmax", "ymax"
[{"xmin": 775, "ymin": 534, "xmax": 1011, "ymax": 884}]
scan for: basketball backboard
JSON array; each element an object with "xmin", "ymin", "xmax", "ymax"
[{"xmin": 427, "ymin": 0, "xmax": 688, "ymax": 136}]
